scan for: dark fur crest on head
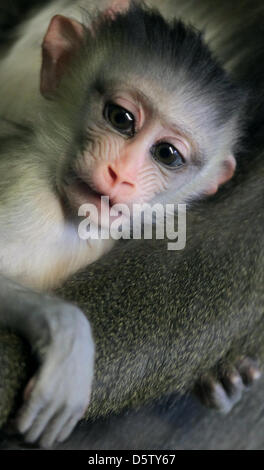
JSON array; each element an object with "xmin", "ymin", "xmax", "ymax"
[{"xmin": 78, "ymin": 1, "xmax": 247, "ymax": 127}]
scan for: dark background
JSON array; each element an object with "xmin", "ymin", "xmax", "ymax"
[{"xmin": 0, "ymin": 0, "xmax": 49, "ymax": 39}]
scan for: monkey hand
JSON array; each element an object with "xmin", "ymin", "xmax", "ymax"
[
  {"xmin": 16, "ymin": 301, "xmax": 95, "ymax": 448},
  {"xmin": 194, "ymin": 357, "xmax": 262, "ymax": 414}
]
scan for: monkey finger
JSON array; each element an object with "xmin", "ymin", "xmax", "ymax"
[
  {"xmin": 23, "ymin": 403, "xmax": 57, "ymax": 444},
  {"xmin": 38, "ymin": 408, "xmax": 73, "ymax": 448},
  {"xmin": 103, "ymin": 0, "xmax": 130, "ymax": 19},
  {"xmin": 221, "ymin": 369, "xmax": 245, "ymax": 403},
  {"xmin": 196, "ymin": 357, "xmax": 262, "ymax": 414},
  {"xmin": 195, "ymin": 377, "xmax": 232, "ymax": 413},
  {"xmin": 207, "ymin": 381, "xmax": 237, "ymax": 414},
  {"xmin": 220, "ymin": 369, "xmax": 245, "ymax": 412},
  {"xmin": 236, "ymin": 357, "xmax": 262, "ymax": 387},
  {"xmin": 195, "ymin": 373, "xmax": 245, "ymax": 414},
  {"xmin": 16, "ymin": 396, "xmax": 45, "ymax": 434},
  {"xmin": 23, "ymin": 377, "xmax": 36, "ymax": 401},
  {"xmin": 56, "ymin": 414, "xmax": 84, "ymax": 443},
  {"xmin": 91, "ymin": 0, "xmax": 130, "ymax": 35}
]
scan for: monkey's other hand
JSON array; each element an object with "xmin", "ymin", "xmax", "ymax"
[
  {"xmin": 194, "ymin": 357, "xmax": 262, "ymax": 414},
  {"xmin": 16, "ymin": 302, "xmax": 94, "ymax": 448}
]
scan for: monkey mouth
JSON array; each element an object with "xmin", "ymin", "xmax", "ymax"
[
  {"xmin": 63, "ymin": 174, "xmax": 120, "ymax": 228},
  {"xmin": 65, "ymin": 178, "xmax": 109, "ymax": 209}
]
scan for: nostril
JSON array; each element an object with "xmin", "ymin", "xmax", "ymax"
[
  {"xmin": 108, "ymin": 165, "xmax": 117, "ymax": 182},
  {"xmin": 122, "ymin": 181, "xmax": 134, "ymax": 188},
  {"xmin": 107, "ymin": 165, "xmax": 135, "ymax": 189}
]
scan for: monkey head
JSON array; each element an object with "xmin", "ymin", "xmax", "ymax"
[{"xmin": 38, "ymin": 3, "xmax": 246, "ymax": 228}]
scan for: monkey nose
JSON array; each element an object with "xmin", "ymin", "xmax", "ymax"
[
  {"xmin": 107, "ymin": 165, "xmax": 135, "ymax": 190},
  {"xmin": 92, "ymin": 164, "xmax": 137, "ymax": 203}
]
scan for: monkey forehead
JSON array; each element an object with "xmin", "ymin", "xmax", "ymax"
[
  {"xmin": 79, "ymin": 53, "xmax": 230, "ymax": 150},
  {"xmin": 82, "ymin": 5, "xmax": 241, "ymax": 122}
]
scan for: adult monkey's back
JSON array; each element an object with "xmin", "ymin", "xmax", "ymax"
[{"xmin": 0, "ymin": 0, "xmax": 264, "ymax": 449}]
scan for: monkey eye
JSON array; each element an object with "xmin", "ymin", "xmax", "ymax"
[
  {"xmin": 151, "ymin": 142, "xmax": 185, "ymax": 169},
  {"xmin": 104, "ymin": 103, "xmax": 135, "ymax": 137}
]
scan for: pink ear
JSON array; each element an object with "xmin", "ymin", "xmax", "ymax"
[
  {"xmin": 206, "ymin": 155, "xmax": 236, "ymax": 195},
  {"xmin": 40, "ymin": 15, "xmax": 84, "ymax": 97}
]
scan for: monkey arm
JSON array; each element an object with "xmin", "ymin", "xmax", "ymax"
[{"xmin": 0, "ymin": 274, "xmax": 94, "ymax": 446}]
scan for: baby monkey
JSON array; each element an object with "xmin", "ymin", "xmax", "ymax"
[{"xmin": 0, "ymin": 1, "xmax": 246, "ymax": 446}]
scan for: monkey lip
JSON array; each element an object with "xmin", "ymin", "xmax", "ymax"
[
  {"xmin": 64, "ymin": 177, "xmax": 121, "ymax": 228},
  {"xmin": 65, "ymin": 179, "xmax": 111, "ymax": 211}
]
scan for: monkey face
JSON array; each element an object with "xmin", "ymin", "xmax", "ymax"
[
  {"xmin": 62, "ymin": 85, "xmax": 194, "ymax": 223},
  {"xmin": 59, "ymin": 75, "xmax": 237, "ymax": 229},
  {"xmin": 39, "ymin": 5, "xmax": 244, "ymax": 228}
]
